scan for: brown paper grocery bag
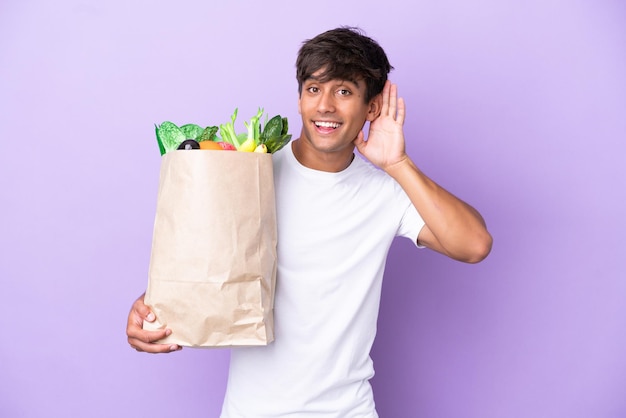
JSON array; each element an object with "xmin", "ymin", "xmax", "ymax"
[{"xmin": 143, "ymin": 150, "xmax": 276, "ymax": 347}]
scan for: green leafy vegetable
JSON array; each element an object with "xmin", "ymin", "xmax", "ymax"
[
  {"xmin": 199, "ymin": 126, "xmax": 219, "ymax": 142},
  {"xmin": 180, "ymin": 124, "xmax": 204, "ymax": 140},
  {"xmin": 281, "ymin": 117, "xmax": 289, "ymax": 136},
  {"xmin": 260, "ymin": 115, "xmax": 283, "ymax": 142},
  {"xmin": 260, "ymin": 115, "xmax": 292, "ymax": 153},
  {"xmin": 155, "ymin": 121, "xmax": 186, "ymax": 155}
]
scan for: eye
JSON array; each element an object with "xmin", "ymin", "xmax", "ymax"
[
  {"xmin": 337, "ymin": 89, "xmax": 351, "ymax": 97},
  {"xmin": 306, "ymin": 86, "xmax": 320, "ymax": 94}
]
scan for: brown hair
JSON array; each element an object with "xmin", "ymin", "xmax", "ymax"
[{"xmin": 296, "ymin": 27, "xmax": 393, "ymax": 103}]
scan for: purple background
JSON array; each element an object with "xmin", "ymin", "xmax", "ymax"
[{"xmin": 1, "ymin": 1, "xmax": 625, "ymax": 417}]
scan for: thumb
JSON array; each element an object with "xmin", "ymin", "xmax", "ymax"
[
  {"xmin": 353, "ymin": 130, "xmax": 365, "ymax": 150},
  {"xmin": 132, "ymin": 295, "xmax": 156, "ymax": 322}
]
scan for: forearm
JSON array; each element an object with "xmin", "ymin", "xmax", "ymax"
[{"xmin": 385, "ymin": 156, "xmax": 492, "ymax": 263}]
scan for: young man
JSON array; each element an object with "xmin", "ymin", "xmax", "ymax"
[{"xmin": 127, "ymin": 27, "xmax": 492, "ymax": 417}]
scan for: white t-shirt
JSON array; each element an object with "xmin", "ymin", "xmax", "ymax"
[{"xmin": 221, "ymin": 143, "xmax": 425, "ymax": 417}]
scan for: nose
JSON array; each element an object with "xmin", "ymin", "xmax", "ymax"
[{"xmin": 317, "ymin": 90, "xmax": 335, "ymax": 113}]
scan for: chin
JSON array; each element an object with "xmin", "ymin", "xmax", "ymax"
[{"xmin": 303, "ymin": 133, "xmax": 350, "ymax": 153}]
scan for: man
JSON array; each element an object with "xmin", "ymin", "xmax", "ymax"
[{"xmin": 127, "ymin": 27, "xmax": 492, "ymax": 417}]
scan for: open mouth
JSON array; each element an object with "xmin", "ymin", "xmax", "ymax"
[{"xmin": 314, "ymin": 121, "xmax": 341, "ymax": 132}]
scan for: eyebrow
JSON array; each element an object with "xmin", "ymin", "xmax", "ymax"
[{"xmin": 305, "ymin": 75, "xmax": 361, "ymax": 87}]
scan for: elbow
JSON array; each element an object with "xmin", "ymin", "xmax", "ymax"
[{"xmin": 462, "ymin": 231, "xmax": 493, "ymax": 264}]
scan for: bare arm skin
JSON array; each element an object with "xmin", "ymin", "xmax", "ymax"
[
  {"xmin": 126, "ymin": 293, "xmax": 182, "ymax": 353},
  {"xmin": 354, "ymin": 81, "xmax": 492, "ymax": 263}
]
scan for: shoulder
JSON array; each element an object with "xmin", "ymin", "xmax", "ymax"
[{"xmin": 351, "ymin": 154, "xmax": 398, "ymax": 186}]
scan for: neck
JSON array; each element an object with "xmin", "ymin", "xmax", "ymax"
[{"xmin": 291, "ymin": 139, "xmax": 355, "ymax": 173}]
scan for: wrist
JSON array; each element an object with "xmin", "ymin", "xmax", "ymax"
[{"xmin": 383, "ymin": 155, "xmax": 413, "ymax": 176}]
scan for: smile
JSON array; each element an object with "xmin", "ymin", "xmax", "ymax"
[{"xmin": 314, "ymin": 121, "xmax": 341, "ymax": 129}]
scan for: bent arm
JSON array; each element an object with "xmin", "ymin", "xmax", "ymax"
[
  {"xmin": 355, "ymin": 81, "xmax": 492, "ymax": 263},
  {"xmin": 386, "ymin": 157, "xmax": 492, "ymax": 263}
]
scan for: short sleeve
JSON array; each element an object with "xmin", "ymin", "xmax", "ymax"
[{"xmin": 396, "ymin": 189, "xmax": 426, "ymax": 248}]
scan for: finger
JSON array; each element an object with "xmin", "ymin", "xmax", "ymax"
[
  {"xmin": 129, "ymin": 295, "xmax": 159, "ymax": 327},
  {"xmin": 388, "ymin": 83, "xmax": 398, "ymax": 118},
  {"xmin": 353, "ymin": 130, "xmax": 366, "ymax": 152},
  {"xmin": 130, "ymin": 338, "xmax": 182, "ymax": 354},
  {"xmin": 127, "ymin": 305, "xmax": 151, "ymax": 331},
  {"xmin": 397, "ymin": 97, "xmax": 406, "ymax": 126},
  {"xmin": 380, "ymin": 80, "xmax": 390, "ymax": 115},
  {"xmin": 126, "ymin": 293, "xmax": 181, "ymax": 353},
  {"xmin": 128, "ymin": 328, "xmax": 181, "ymax": 353},
  {"xmin": 353, "ymin": 130, "xmax": 365, "ymax": 145},
  {"xmin": 132, "ymin": 325, "xmax": 171, "ymax": 343},
  {"xmin": 127, "ymin": 309, "xmax": 170, "ymax": 343},
  {"xmin": 131, "ymin": 294, "xmax": 154, "ymax": 319}
]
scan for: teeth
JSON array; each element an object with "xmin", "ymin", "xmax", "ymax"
[{"xmin": 315, "ymin": 121, "xmax": 340, "ymax": 128}]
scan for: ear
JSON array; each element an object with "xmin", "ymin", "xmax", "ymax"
[
  {"xmin": 298, "ymin": 94, "xmax": 302, "ymax": 115},
  {"xmin": 365, "ymin": 94, "xmax": 382, "ymax": 122}
]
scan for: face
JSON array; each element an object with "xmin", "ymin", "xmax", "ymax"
[{"xmin": 297, "ymin": 71, "xmax": 380, "ymax": 159}]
